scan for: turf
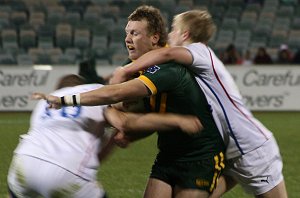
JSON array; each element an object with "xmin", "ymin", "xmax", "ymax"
[{"xmin": 0, "ymin": 112, "xmax": 299, "ymax": 197}]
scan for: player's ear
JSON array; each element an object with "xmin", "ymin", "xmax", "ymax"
[
  {"xmin": 182, "ymin": 30, "xmax": 189, "ymax": 41},
  {"xmin": 151, "ymin": 33, "xmax": 160, "ymax": 46}
]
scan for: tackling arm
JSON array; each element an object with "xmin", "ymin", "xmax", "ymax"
[
  {"xmin": 110, "ymin": 47, "xmax": 193, "ymax": 84},
  {"xmin": 104, "ymin": 107, "xmax": 203, "ymax": 135}
]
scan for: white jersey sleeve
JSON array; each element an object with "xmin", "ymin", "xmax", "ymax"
[
  {"xmin": 15, "ymin": 84, "xmax": 107, "ymax": 181},
  {"xmin": 185, "ymin": 43, "xmax": 273, "ymax": 159}
]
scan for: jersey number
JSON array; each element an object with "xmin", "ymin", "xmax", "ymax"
[{"xmin": 42, "ymin": 106, "xmax": 82, "ymax": 119}]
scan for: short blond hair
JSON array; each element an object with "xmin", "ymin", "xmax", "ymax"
[{"xmin": 174, "ymin": 9, "xmax": 216, "ymax": 43}]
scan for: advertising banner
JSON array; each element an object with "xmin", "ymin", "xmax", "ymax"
[
  {"xmin": 227, "ymin": 66, "xmax": 300, "ymax": 111},
  {"xmin": 0, "ymin": 66, "xmax": 114, "ymax": 111},
  {"xmin": 1, "ymin": 65, "xmax": 300, "ymax": 111}
]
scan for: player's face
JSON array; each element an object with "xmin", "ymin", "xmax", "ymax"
[
  {"xmin": 125, "ymin": 20, "xmax": 155, "ymax": 60},
  {"xmin": 168, "ymin": 20, "xmax": 184, "ymax": 47}
]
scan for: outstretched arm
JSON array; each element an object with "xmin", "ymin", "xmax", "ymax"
[
  {"xmin": 104, "ymin": 107, "xmax": 203, "ymax": 135},
  {"xmin": 110, "ymin": 47, "xmax": 193, "ymax": 84},
  {"xmin": 32, "ymin": 78, "xmax": 150, "ymax": 109}
]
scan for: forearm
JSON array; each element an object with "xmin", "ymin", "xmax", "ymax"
[
  {"xmin": 109, "ymin": 47, "xmax": 192, "ymax": 84},
  {"xmin": 79, "ymin": 84, "xmax": 124, "ymax": 106},
  {"xmin": 104, "ymin": 107, "xmax": 203, "ymax": 134},
  {"xmin": 56, "ymin": 79, "xmax": 149, "ymax": 107},
  {"xmin": 126, "ymin": 113, "xmax": 203, "ymax": 134},
  {"xmin": 125, "ymin": 113, "xmax": 183, "ymax": 132},
  {"xmin": 124, "ymin": 47, "xmax": 192, "ymax": 76},
  {"xmin": 124, "ymin": 48, "xmax": 174, "ymax": 74}
]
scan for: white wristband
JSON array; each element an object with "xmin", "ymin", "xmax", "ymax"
[{"xmin": 64, "ymin": 95, "xmax": 73, "ymax": 106}]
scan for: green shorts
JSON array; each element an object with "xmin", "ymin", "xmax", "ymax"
[{"xmin": 150, "ymin": 152, "xmax": 225, "ymax": 193}]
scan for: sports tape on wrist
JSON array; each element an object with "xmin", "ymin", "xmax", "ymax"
[
  {"xmin": 61, "ymin": 94, "xmax": 80, "ymax": 106},
  {"xmin": 64, "ymin": 95, "xmax": 73, "ymax": 106},
  {"xmin": 60, "ymin": 96, "xmax": 66, "ymax": 106},
  {"xmin": 73, "ymin": 94, "xmax": 80, "ymax": 106}
]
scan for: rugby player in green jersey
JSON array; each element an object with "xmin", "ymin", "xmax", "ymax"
[{"xmin": 33, "ymin": 6, "xmax": 225, "ymax": 198}]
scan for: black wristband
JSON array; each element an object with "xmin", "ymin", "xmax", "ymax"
[
  {"xmin": 72, "ymin": 95, "xmax": 77, "ymax": 106},
  {"xmin": 61, "ymin": 96, "xmax": 66, "ymax": 106}
]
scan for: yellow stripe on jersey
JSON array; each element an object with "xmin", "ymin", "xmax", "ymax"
[
  {"xmin": 159, "ymin": 93, "xmax": 167, "ymax": 113},
  {"xmin": 138, "ymin": 75, "xmax": 157, "ymax": 95}
]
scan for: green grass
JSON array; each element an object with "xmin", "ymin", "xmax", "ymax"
[{"xmin": 0, "ymin": 112, "xmax": 299, "ymax": 197}]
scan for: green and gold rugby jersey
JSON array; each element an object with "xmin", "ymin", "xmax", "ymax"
[{"xmin": 138, "ymin": 62, "xmax": 225, "ymax": 162}]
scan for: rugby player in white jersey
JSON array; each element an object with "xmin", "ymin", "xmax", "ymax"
[
  {"xmin": 7, "ymin": 74, "xmax": 110, "ymax": 198},
  {"xmin": 8, "ymin": 74, "xmax": 202, "ymax": 198},
  {"xmin": 109, "ymin": 10, "xmax": 288, "ymax": 198}
]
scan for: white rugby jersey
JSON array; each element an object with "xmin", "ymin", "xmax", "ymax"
[
  {"xmin": 185, "ymin": 43, "xmax": 272, "ymax": 159},
  {"xmin": 15, "ymin": 84, "xmax": 106, "ymax": 181}
]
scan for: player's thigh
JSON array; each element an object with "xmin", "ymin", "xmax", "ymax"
[
  {"xmin": 7, "ymin": 155, "xmax": 41, "ymax": 198},
  {"xmin": 8, "ymin": 155, "xmax": 105, "ymax": 198},
  {"xmin": 150, "ymin": 152, "xmax": 225, "ymax": 194},
  {"xmin": 256, "ymin": 180, "xmax": 288, "ymax": 198},
  {"xmin": 225, "ymin": 136, "xmax": 284, "ymax": 195},
  {"xmin": 173, "ymin": 153, "xmax": 225, "ymax": 194},
  {"xmin": 144, "ymin": 178, "xmax": 172, "ymax": 198},
  {"xmin": 174, "ymin": 186, "xmax": 209, "ymax": 198},
  {"xmin": 72, "ymin": 179, "xmax": 106, "ymax": 198},
  {"xmin": 209, "ymin": 175, "xmax": 237, "ymax": 198},
  {"xmin": 42, "ymin": 164, "xmax": 105, "ymax": 198}
]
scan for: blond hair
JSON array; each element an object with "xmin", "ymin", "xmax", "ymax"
[{"xmin": 174, "ymin": 9, "xmax": 216, "ymax": 43}]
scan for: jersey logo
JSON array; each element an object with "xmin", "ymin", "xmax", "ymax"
[
  {"xmin": 195, "ymin": 178, "xmax": 209, "ymax": 187},
  {"xmin": 42, "ymin": 106, "xmax": 81, "ymax": 119},
  {"xmin": 145, "ymin": 65, "xmax": 160, "ymax": 74},
  {"xmin": 261, "ymin": 176, "xmax": 269, "ymax": 184}
]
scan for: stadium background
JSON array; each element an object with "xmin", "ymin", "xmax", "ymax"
[
  {"xmin": 0, "ymin": 0, "xmax": 300, "ymax": 65},
  {"xmin": 0, "ymin": 0, "xmax": 300, "ymax": 197}
]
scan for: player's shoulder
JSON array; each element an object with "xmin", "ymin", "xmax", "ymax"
[
  {"xmin": 158, "ymin": 61, "xmax": 181, "ymax": 67},
  {"xmin": 157, "ymin": 61, "xmax": 185, "ymax": 70},
  {"xmin": 186, "ymin": 42, "xmax": 207, "ymax": 51},
  {"xmin": 144, "ymin": 62, "xmax": 183, "ymax": 75}
]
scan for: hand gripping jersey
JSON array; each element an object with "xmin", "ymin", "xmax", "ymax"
[
  {"xmin": 185, "ymin": 43, "xmax": 273, "ymax": 159},
  {"xmin": 14, "ymin": 84, "xmax": 106, "ymax": 181}
]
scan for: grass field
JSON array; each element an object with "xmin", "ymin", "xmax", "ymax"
[{"xmin": 0, "ymin": 112, "xmax": 299, "ymax": 197}]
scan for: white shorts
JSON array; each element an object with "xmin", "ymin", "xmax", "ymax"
[
  {"xmin": 224, "ymin": 136, "xmax": 284, "ymax": 195},
  {"xmin": 7, "ymin": 154, "xmax": 106, "ymax": 198}
]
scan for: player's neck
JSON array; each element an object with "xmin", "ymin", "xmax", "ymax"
[
  {"xmin": 153, "ymin": 45, "xmax": 162, "ymax": 50},
  {"xmin": 182, "ymin": 40, "xmax": 192, "ymax": 46}
]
